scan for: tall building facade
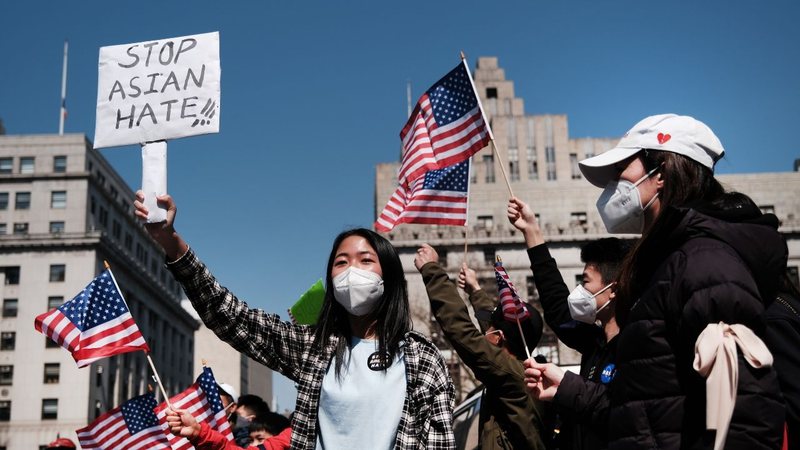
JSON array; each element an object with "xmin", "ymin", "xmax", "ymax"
[
  {"xmin": 0, "ymin": 134, "xmax": 199, "ymax": 449},
  {"xmin": 375, "ymin": 57, "xmax": 800, "ymax": 399}
]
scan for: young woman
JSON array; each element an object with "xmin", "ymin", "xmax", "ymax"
[
  {"xmin": 135, "ymin": 193, "xmax": 455, "ymax": 450},
  {"xmin": 574, "ymin": 114, "xmax": 786, "ymax": 449}
]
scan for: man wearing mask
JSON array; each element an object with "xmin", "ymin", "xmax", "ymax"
[{"xmin": 507, "ymin": 197, "xmax": 630, "ymax": 450}]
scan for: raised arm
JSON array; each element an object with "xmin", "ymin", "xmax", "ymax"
[{"xmin": 135, "ymin": 193, "xmax": 312, "ymax": 381}]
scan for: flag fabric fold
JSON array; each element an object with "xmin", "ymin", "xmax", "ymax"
[
  {"xmin": 154, "ymin": 366, "xmax": 233, "ymax": 450},
  {"xmin": 494, "ymin": 260, "xmax": 531, "ymax": 322},
  {"xmin": 398, "ymin": 60, "xmax": 490, "ymax": 186},
  {"xmin": 34, "ymin": 269, "xmax": 150, "ymax": 367},
  {"xmin": 76, "ymin": 392, "xmax": 171, "ymax": 450},
  {"xmin": 375, "ymin": 159, "xmax": 470, "ymax": 232}
]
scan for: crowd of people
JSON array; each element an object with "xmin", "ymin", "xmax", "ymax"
[{"xmin": 132, "ymin": 113, "xmax": 798, "ymax": 450}]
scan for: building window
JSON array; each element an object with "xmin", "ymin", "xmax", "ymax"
[
  {"xmin": 0, "ymin": 192, "xmax": 7, "ymax": 210},
  {"xmin": 508, "ymin": 147, "xmax": 519, "ymax": 182},
  {"xmin": 545, "ymin": 146, "xmax": 557, "ymax": 180},
  {"xmin": 41, "ymin": 399, "xmax": 58, "ymax": 420},
  {"xmin": 53, "ymin": 156, "xmax": 67, "ymax": 173},
  {"xmin": 49, "ymin": 264, "xmax": 66, "ymax": 282},
  {"xmin": 571, "ymin": 211, "xmax": 588, "ymax": 227},
  {"xmin": 90, "ymin": 196, "xmax": 96, "ymax": 215},
  {"xmin": 112, "ymin": 220, "xmax": 121, "ymax": 239},
  {"xmin": 110, "ymin": 186, "xmax": 118, "ymax": 201},
  {"xmin": 0, "ymin": 401, "xmax": 10, "ymax": 421},
  {"xmin": 1, "ymin": 332, "xmax": 15, "ymax": 350},
  {"xmin": 477, "ymin": 215, "xmax": 494, "ymax": 229},
  {"xmin": 483, "ymin": 154, "xmax": 495, "ymax": 183},
  {"xmin": 2, "ymin": 267, "xmax": 19, "ymax": 285},
  {"xmin": 51, "ymin": 191, "xmax": 67, "ymax": 209},
  {"xmin": 15, "ymin": 192, "xmax": 31, "ymax": 209},
  {"xmin": 483, "ymin": 247, "xmax": 496, "ymax": 265},
  {"xmin": 13, "ymin": 223, "xmax": 28, "ymax": 235},
  {"xmin": 0, "ymin": 224, "xmax": 5, "ymax": 235},
  {"xmin": 2, "ymin": 299, "xmax": 17, "ymax": 318},
  {"xmin": 124, "ymin": 233, "xmax": 133, "ymax": 251},
  {"xmin": 570, "ymin": 153, "xmax": 581, "ymax": 180},
  {"xmin": 50, "ymin": 221, "xmax": 65, "ymax": 234},
  {"xmin": 43, "ymin": 363, "xmax": 60, "ymax": 384},
  {"xmin": 0, "ymin": 365, "xmax": 12, "ymax": 386},
  {"xmin": 46, "ymin": 336, "xmax": 59, "ymax": 348},
  {"xmin": 0, "ymin": 158, "xmax": 12, "ymax": 174},
  {"xmin": 99, "ymin": 207, "xmax": 108, "ymax": 227},
  {"xmin": 48, "ymin": 296, "xmax": 63, "ymax": 310},
  {"xmin": 19, "ymin": 157, "xmax": 34, "ymax": 174},
  {"xmin": 486, "ymin": 87, "xmax": 498, "ymax": 98},
  {"xmin": 526, "ymin": 276, "xmax": 540, "ymax": 303}
]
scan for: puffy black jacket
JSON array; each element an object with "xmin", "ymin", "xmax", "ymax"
[{"xmin": 609, "ymin": 205, "xmax": 786, "ymax": 449}]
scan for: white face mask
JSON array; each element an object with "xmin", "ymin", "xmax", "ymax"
[
  {"xmin": 596, "ymin": 166, "xmax": 660, "ymax": 234},
  {"xmin": 567, "ymin": 282, "xmax": 614, "ymax": 324},
  {"xmin": 332, "ymin": 267, "xmax": 384, "ymax": 316}
]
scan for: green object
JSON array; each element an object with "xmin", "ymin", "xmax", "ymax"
[{"xmin": 289, "ymin": 279, "xmax": 325, "ymax": 325}]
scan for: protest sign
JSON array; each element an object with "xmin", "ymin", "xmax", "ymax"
[{"xmin": 93, "ymin": 31, "xmax": 220, "ymax": 149}]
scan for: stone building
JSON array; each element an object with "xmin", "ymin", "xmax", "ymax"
[
  {"xmin": 0, "ymin": 133, "xmax": 191, "ymax": 448},
  {"xmin": 375, "ymin": 57, "xmax": 800, "ymax": 400}
]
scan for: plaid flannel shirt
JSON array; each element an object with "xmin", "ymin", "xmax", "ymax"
[{"xmin": 168, "ymin": 249, "xmax": 455, "ymax": 450}]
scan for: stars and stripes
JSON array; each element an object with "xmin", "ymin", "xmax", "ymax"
[
  {"xmin": 154, "ymin": 367, "xmax": 232, "ymax": 450},
  {"xmin": 375, "ymin": 159, "xmax": 470, "ymax": 232},
  {"xmin": 398, "ymin": 61, "xmax": 491, "ymax": 186},
  {"xmin": 34, "ymin": 269, "xmax": 150, "ymax": 367},
  {"xmin": 76, "ymin": 392, "xmax": 171, "ymax": 450},
  {"xmin": 494, "ymin": 260, "xmax": 531, "ymax": 322}
]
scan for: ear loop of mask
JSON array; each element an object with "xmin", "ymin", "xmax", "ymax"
[
  {"xmin": 594, "ymin": 282, "xmax": 617, "ymax": 315},
  {"xmin": 632, "ymin": 164, "xmax": 662, "ymax": 212}
]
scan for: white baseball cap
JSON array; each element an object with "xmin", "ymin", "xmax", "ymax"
[
  {"xmin": 217, "ymin": 382, "xmax": 239, "ymax": 404},
  {"xmin": 579, "ymin": 114, "xmax": 725, "ymax": 188}
]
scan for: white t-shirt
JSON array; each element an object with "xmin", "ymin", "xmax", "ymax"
[{"xmin": 316, "ymin": 337, "xmax": 406, "ymax": 450}]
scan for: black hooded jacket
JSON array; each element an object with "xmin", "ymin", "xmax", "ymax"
[{"xmin": 608, "ymin": 203, "xmax": 786, "ymax": 449}]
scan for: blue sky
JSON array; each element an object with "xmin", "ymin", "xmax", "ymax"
[{"xmin": 2, "ymin": 0, "xmax": 798, "ymax": 411}]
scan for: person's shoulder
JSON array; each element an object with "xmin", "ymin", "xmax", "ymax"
[{"xmin": 403, "ymin": 331, "xmax": 444, "ymax": 358}]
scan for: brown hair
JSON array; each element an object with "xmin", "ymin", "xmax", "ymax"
[{"xmin": 615, "ymin": 150, "xmax": 725, "ymax": 325}]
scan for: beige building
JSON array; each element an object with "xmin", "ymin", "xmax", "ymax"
[
  {"xmin": 0, "ymin": 133, "xmax": 201, "ymax": 449},
  {"xmin": 375, "ymin": 57, "xmax": 800, "ymax": 399}
]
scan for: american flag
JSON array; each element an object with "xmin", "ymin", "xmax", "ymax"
[
  {"xmin": 34, "ymin": 269, "xmax": 150, "ymax": 367},
  {"xmin": 154, "ymin": 367, "xmax": 233, "ymax": 449},
  {"xmin": 398, "ymin": 61, "xmax": 491, "ymax": 186},
  {"xmin": 375, "ymin": 159, "xmax": 470, "ymax": 232},
  {"xmin": 494, "ymin": 260, "xmax": 531, "ymax": 322},
  {"xmin": 76, "ymin": 392, "xmax": 171, "ymax": 450}
]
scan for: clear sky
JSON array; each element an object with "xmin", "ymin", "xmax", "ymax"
[{"xmin": 2, "ymin": 0, "xmax": 798, "ymax": 412}]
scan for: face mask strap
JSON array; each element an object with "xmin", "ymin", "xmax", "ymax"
[{"xmin": 632, "ymin": 164, "xmax": 662, "ymax": 188}]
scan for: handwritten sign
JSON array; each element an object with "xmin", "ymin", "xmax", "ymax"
[{"xmin": 93, "ymin": 31, "xmax": 220, "ymax": 149}]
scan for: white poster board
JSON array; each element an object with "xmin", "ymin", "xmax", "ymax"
[{"xmin": 93, "ymin": 31, "xmax": 220, "ymax": 149}]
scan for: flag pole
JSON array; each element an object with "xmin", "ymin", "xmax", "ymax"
[
  {"xmin": 59, "ymin": 40, "xmax": 68, "ymax": 135},
  {"xmin": 490, "ymin": 140, "xmax": 515, "ymax": 197},
  {"xmin": 103, "ymin": 260, "xmax": 172, "ymax": 409}
]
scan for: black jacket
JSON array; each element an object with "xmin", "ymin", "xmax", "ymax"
[
  {"xmin": 764, "ymin": 288, "xmax": 800, "ymax": 448},
  {"xmin": 609, "ymin": 206, "xmax": 786, "ymax": 449},
  {"xmin": 529, "ymin": 245, "xmax": 616, "ymax": 450}
]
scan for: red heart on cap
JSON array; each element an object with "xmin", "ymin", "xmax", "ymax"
[{"xmin": 657, "ymin": 133, "xmax": 671, "ymax": 144}]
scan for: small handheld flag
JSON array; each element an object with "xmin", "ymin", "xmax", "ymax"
[
  {"xmin": 34, "ymin": 269, "xmax": 150, "ymax": 367},
  {"xmin": 154, "ymin": 366, "xmax": 233, "ymax": 449},
  {"xmin": 494, "ymin": 256, "xmax": 532, "ymax": 358},
  {"xmin": 76, "ymin": 392, "xmax": 171, "ymax": 450}
]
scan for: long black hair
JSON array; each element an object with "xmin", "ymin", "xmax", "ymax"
[
  {"xmin": 312, "ymin": 228, "xmax": 412, "ymax": 377},
  {"xmin": 615, "ymin": 150, "xmax": 726, "ymax": 325}
]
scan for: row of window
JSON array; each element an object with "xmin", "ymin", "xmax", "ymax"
[
  {"xmin": 0, "ymin": 363, "xmax": 60, "ymax": 386},
  {"xmin": 0, "ymin": 221, "xmax": 65, "ymax": 235},
  {"xmin": 2, "ymin": 295, "xmax": 64, "ymax": 317},
  {"xmin": 0, "ymin": 155, "xmax": 67, "ymax": 175},
  {"xmin": 0, "ymin": 265, "xmax": 64, "ymax": 286},
  {"xmin": 472, "ymin": 145, "xmax": 560, "ymax": 184},
  {"xmin": 0, "ymin": 190, "xmax": 67, "ymax": 210},
  {"xmin": 0, "ymin": 399, "xmax": 59, "ymax": 421}
]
